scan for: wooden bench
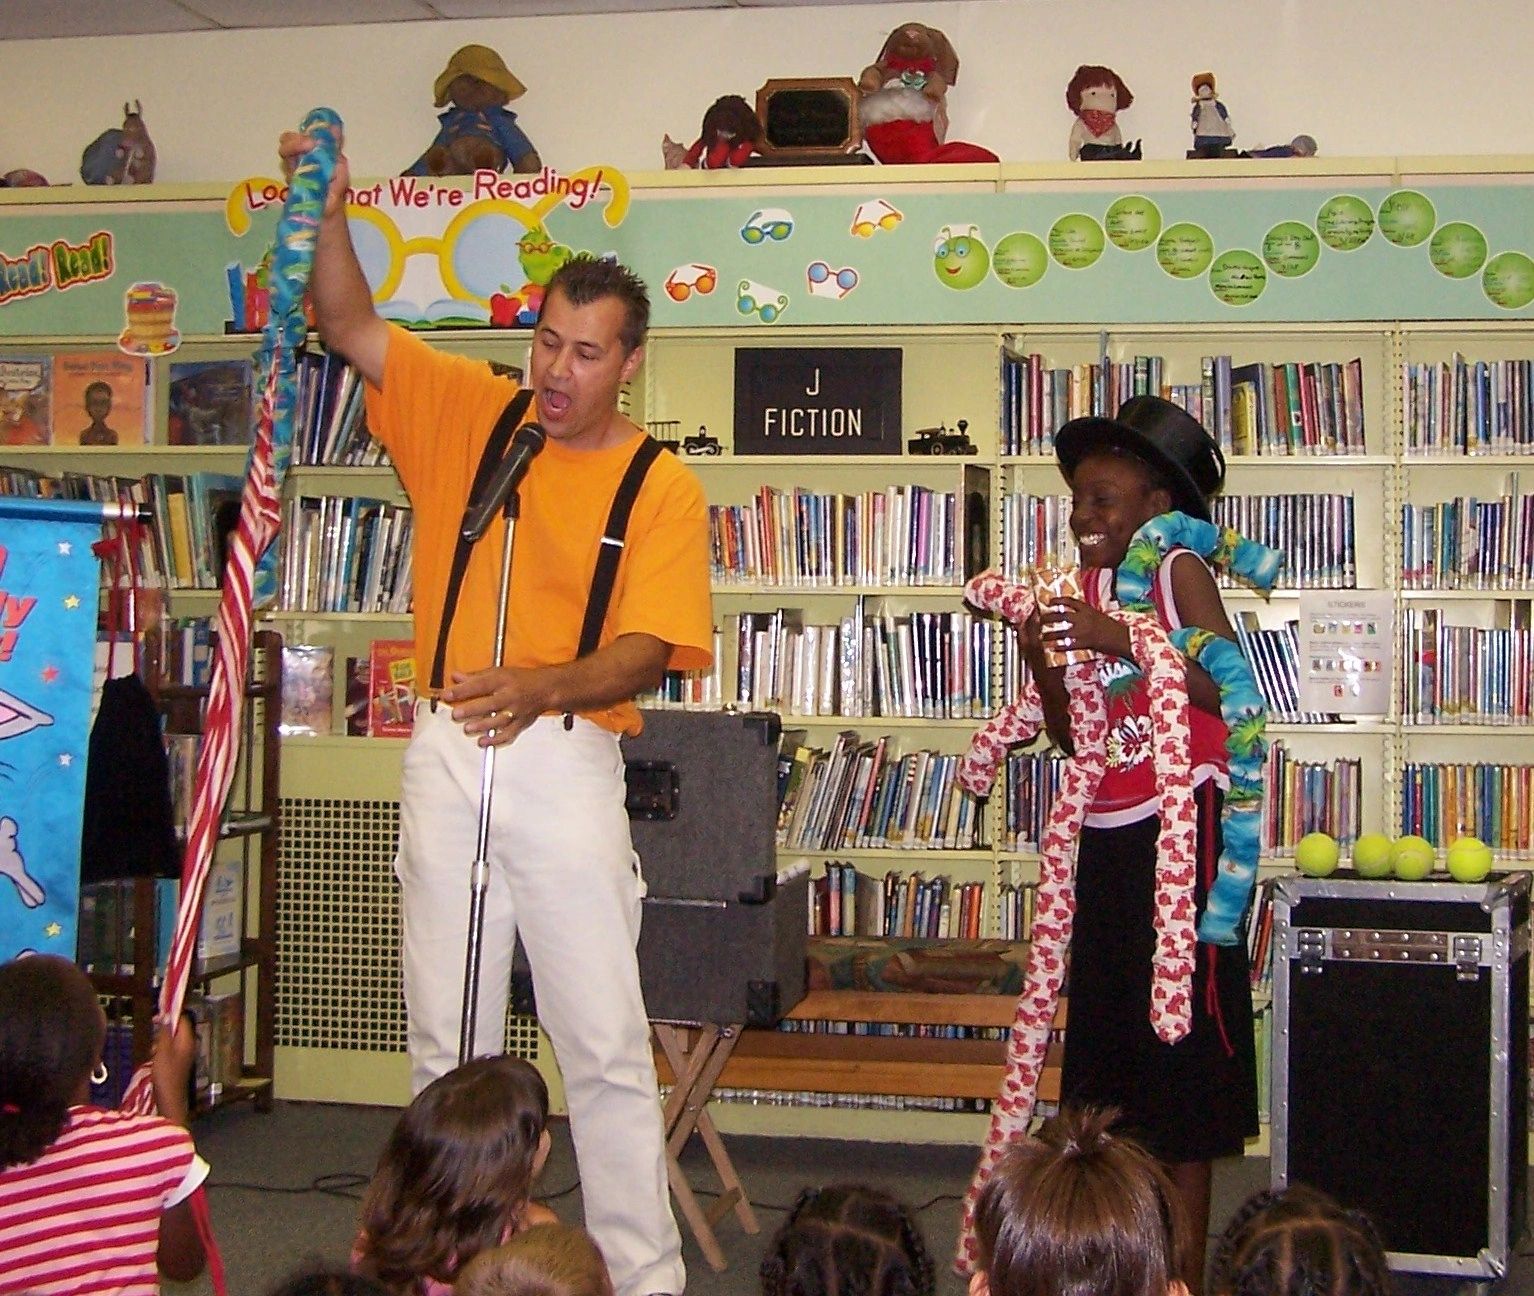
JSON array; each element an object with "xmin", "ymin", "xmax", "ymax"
[{"xmin": 656, "ymin": 989, "xmax": 1065, "ymax": 1102}]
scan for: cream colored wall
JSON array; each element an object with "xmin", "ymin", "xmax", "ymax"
[{"xmin": 1, "ymin": 0, "xmax": 1528, "ymax": 187}]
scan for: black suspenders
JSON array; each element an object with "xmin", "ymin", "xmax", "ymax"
[{"xmin": 431, "ymin": 392, "xmax": 664, "ymax": 712}]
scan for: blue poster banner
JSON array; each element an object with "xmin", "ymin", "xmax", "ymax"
[{"xmin": 0, "ymin": 499, "xmax": 105, "ymax": 961}]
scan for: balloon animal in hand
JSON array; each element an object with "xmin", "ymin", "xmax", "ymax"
[
  {"xmin": 406, "ymin": 44, "xmax": 542, "ymax": 176},
  {"xmin": 856, "ymin": 23, "xmax": 998, "ymax": 165}
]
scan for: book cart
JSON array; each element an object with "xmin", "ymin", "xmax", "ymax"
[{"xmin": 3, "ymin": 158, "xmax": 1532, "ymax": 1153}]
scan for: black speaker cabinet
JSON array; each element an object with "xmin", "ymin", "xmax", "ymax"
[
  {"xmin": 624, "ymin": 709, "xmax": 781, "ymax": 903},
  {"xmin": 639, "ymin": 872, "xmax": 808, "ymax": 1027},
  {"xmin": 1272, "ymin": 872, "xmax": 1530, "ymax": 1279},
  {"xmin": 627, "ymin": 709, "xmax": 805, "ymax": 1025}
]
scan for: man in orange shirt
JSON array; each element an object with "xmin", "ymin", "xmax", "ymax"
[{"xmin": 282, "ymin": 131, "xmax": 711, "ymax": 1296}]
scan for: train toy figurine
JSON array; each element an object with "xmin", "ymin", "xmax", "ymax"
[
  {"xmin": 907, "ymin": 418, "xmax": 976, "ymax": 455},
  {"xmin": 683, "ymin": 425, "xmax": 722, "ymax": 455}
]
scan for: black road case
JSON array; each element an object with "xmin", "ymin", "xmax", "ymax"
[
  {"xmin": 1272, "ymin": 872, "xmax": 1530, "ymax": 1279},
  {"xmin": 626, "ymin": 709, "xmax": 807, "ymax": 1027}
]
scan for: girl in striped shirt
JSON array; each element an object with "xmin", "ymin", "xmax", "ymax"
[{"xmin": 0, "ymin": 955, "xmax": 207, "ymax": 1296}]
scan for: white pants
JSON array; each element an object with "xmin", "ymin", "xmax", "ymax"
[{"xmin": 396, "ymin": 706, "xmax": 684, "ymax": 1296}]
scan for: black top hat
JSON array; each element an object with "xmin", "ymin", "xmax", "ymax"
[{"xmin": 1055, "ymin": 394, "xmax": 1226, "ymax": 522}]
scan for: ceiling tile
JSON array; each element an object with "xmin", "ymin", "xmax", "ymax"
[
  {"xmin": 425, "ymin": 0, "xmax": 725, "ymax": 14},
  {"xmin": 0, "ymin": 0, "xmax": 213, "ymax": 39},
  {"xmin": 0, "ymin": 0, "xmax": 970, "ymax": 39},
  {"xmin": 182, "ymin": 0, "xmax": 438, "ymax": 28}
]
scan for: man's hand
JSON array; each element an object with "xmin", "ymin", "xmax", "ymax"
[
  {"xmin": 444, "ymin": 666, "xmax": 554, "ymax": 748},
  {"xmin": 277, "ymin": 129, "xmax": 350, "ymax": 220}
]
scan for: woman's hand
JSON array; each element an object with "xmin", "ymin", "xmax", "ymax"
[{"xmin": 1039, "ymin": 596, "xmax": 1131, "ymax": 660}]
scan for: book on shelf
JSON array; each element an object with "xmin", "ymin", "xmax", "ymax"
[
  {"xmin": 293, "ymin": 351, "xmax": 389, "ymax": 466},
  {"xmin": 1261, "ymin": 740, "xmax": 1362, "ymax": 853},
  {"xmin": 343, "ymin": 655, "xmax": 371, "ymax": 737},
  {"xmin": 1233, "ymin": 612, "xmax": 1340, "ymax": 723},
  {"xmin": 167, "ymin": 358, "xmax": 255, "ymax": 446},
  {"xmin": 164, "ymin": 733, "xmax": 200, "ymax": 830},
  {"xmin": 1400, "ymin": 760, "xmax": 1534, "ymax": 858},
  {"xmin": 1401, "ymin": 475, "xmax": 1531, "ymax": 591},
  {"xmin": 1402, "ymin": 354, "xmax": 1534, "ymax": 455},
  {"xmin": 1399, "ymin": 602, "xmax": 1532, "ymax": 725},
  {"xmin": 196, "ymin": 857, "xmax": 243, "ymax": 971},
  {"xmin": 50, "ymin": 350, "xmax": 152, "ymax": 447},
  {"xmin": 1000, "ymin": 348, "xmax": 1363, "ymax": 457},
  {"xmin": 279, "ymin": 495, "xmax": 414, "ymax": 613},
  {"xmin": 279, "ymin": 643, "xmax": 335, "ymax": 737},
  {"xmin": 367, "ymin": 639, "xmax": 418, "ymax": 738},
  {"xmin": 0, "ymin": 354, "xmax": 52, "ymax": 446}
]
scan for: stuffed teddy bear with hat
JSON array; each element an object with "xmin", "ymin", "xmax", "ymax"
[
  {"xmin": 406, "ymin": 44, "xmax": 541, "ymax": 176},
  {"xmin": 857, "ymin": 23, "xmax": 998, "ymax": 165}
]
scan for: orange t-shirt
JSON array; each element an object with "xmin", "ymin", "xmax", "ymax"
[{"xmin": 363, "ymin": 326, "xmax": 713, "ymax": 735}]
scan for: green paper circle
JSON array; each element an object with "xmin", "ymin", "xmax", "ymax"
[
  {"xmin": 1483, "ymin": 250, "xmax": 1534, "ymax": 310},
  {"xmin": 1104, "ymin": 195, "xmax": 1163, "ymax": 252},
  {"xmin": 1316, "ymin": 195, "xmax": 1375, "ymax": 251},
  {"xmin": 992, "ymin": 231, "xmax": 1050, "ymax": 288},
  {"xmin": 1377, "ymin": 189, "xmax": 1437, "ymax": 248},
  {"xmin": 1209, "ymin": 249, "xmax": 1268, "ymax": 306},
  {"xmin": 1262, "ymin": 221, "xmax": 1321, "ymax": 278},
  {"xmin": 1429, "ymin": 221, "xmax": 1489, "ymax": 279},
  {"xmin": 1156, "ymin": 222, "xmax": 1215, "ymax": 279},
  {"xmin": 1048, "ymin": 213, "xmax": 1105, "ymax": 269}
]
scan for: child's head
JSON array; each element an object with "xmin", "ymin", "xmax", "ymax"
[
  {"xmin": 760, "ymin": 1183, "xmax": 935, "ymax": 1296},
  {"xmin": 970, "ymin": 1106, "xmax": 1186, "ymax": 1296},
  {"xmin": 1056, "ymin": 396, "xmax": 1225, "ymax": 567},
  {"xmin": 266, "ymin": 1267, "xmax": 392, "ymax": 1296},
  {"xmin": 358, "ymin": 1055, "xmax": 551, "ymax": 1293},
  {"xmin": 1209, "ymin": 1185, "xmax": 1395, "ymax": 1296},
  {"xmin": 0, "ymin": 955, "xmax": 106, "ymax": 1170},
  {"xmin": 453, "ymin": 1223, "xmax": 613, "ymax": 1296}
]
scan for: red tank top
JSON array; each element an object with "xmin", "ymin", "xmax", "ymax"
[{"xmin": 1081, "ymin": 550, "xmax": 1230, "ymax": 827}]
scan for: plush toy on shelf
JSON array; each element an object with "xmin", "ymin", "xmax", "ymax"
[
  {"xmin": 662, "ymin": 94, "xmax": 763, "ymax": 170},
  {"xmin": 1247, "ymin": 134, "xmax": 1319, "ymax": 159},
  {"xmin": 79, "ymin": 101, "xmax": 156, "ymax": 185},
  {"xmin": 406, "ymin": 44, "xmax": 541, "ymax": 176},
  {"xmin": 1189, "ymin": 71, "xmax": 1238, "ymax": 158},
  {"xmin": 1065, "ymin": 65, "xmax": 1141, "ymax": 161},
  {"xmin": 856, "ymin": 23, "xmax": 998, "ymax": 165},
  {"xmin": 1, "ymin": 169, "xmax": 50, "ymax": 187}
]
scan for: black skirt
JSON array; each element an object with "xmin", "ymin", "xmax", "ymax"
[{"xmin": 1060, "ymin": 783, "xmax": 1259, "ymax": 1163}]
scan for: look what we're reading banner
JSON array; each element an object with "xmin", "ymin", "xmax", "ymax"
[
  {"xmin": 2, "ymin": 170, "xmax": 1534, "ymax": 343},
  {"xmin": 0, "ymin": 501, "xmax": 103, "ymax": 962}
]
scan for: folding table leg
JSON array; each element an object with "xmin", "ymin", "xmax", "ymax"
[{"xmin": 654, "ymin": 1022, "xmax": 760, "ymax": 1272}]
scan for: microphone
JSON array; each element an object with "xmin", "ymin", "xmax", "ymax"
[{"xmin": 461, "ymin": 423, "xmax": 547, "ymax": 542}]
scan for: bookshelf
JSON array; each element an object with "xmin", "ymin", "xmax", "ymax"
[
  {"xmin": 81, "ymin": 627, "xmax": 282, "ymax": 1115},
  {"xmin": 5, "ymin": 161, "xmax": 1534, "ymax": 1140}
]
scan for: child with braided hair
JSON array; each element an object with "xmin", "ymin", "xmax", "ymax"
[
  {"xmin": 1209, "ymin": 1185, "xmax": 1395, "ymax": 1296},
  {"xmin": 760, "ymin": 1184, "xmax": 934, "ymax": 1296}
]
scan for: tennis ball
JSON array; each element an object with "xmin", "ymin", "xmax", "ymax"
[
  {"xmin": 1391, "ymin": 834, "xmax": 1436, "ymax": 880},
  {"xmin": 1446, "ymin": 836, "xmax": 1494, "ymax": 884},
  {"xmin": 1351, "ymin": 832, "xmax": 1394, "ymax": 878},
  {"xmin": 1295, "ymin": 832, "xmax": 1340, "ymax": 878}
]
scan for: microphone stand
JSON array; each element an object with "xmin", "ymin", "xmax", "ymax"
[{"xmin": 459, "ymin": 476, "xmax": 523, "ymax": 1067}]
